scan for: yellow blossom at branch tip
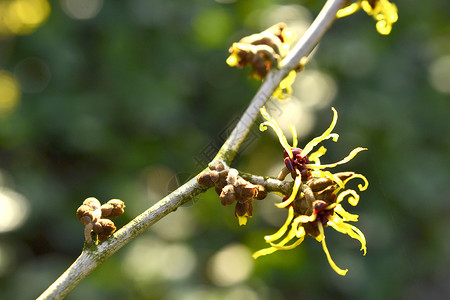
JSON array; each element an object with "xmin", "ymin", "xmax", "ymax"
[{"xmin": 337, "ymin": 0, "xmax": 398, "ymax": 35}]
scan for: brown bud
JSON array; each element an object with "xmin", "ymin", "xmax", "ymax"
[
  {"xmin": 197, "ymin": 171, "xmax": 220, "ymax": 187},
  {"xmin": 231, "ymin": 178, "xmax": 256, "ymax": 202},
  {"xmin": 235, "ymin": 201, "xmax": 253, "ymax": 217},
  {"xmin": 77, "ymin": 203, "xmax": 101, "ymax": 225},
  {"xmin": 209, "ymin": 160, "xmax": 225, "ymax": 172},
  {"xmin": 77, "ymin": 205, "xmax": 93, "ymax": 225},
  {"xmin": 83, "ymin": 197, "xmax": 101, "ymax": 210},
  {"xmin": 101, "ymin": 199, "xmax": 125, "ymax": 218},
  {"xmin": 220, "ymin": 185, "xmax": 236, "ymax": 206},
  {"xmin": 303, "ymin": 222, "xmax": 320, "ymax": 238},
  {"xmin": 334, "ymin": 172, "xmax": 355, "ymax": 182},
  {"xmin": 313, "ymin": 185, "xmax": 336, "ymax": 204},
  {"xmin": 215, "ymin": 169, "xmax": 229, "ymax": 190},
  {"xmin": 226, "ymin": 168, "xmax": 239, "ymax": 185},
  {"xmin": 308, "ymin": 177, "xmax": 334, "ymax": 192},
  {"xmin": 293, "ymin": 193, "xmax": 309, "ymax": 215},
  {"xmin": 93, "ymin": 219, "xmax": 117, "ymax": 242},
  {"xmin": 255, "ymin": 185, "xmax": 267, "ymax": 200},
  {"xmin": 215, "ymin": 186, "xmax": 223, "ymax": 196}
]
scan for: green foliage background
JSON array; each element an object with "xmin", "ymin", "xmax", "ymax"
[{"xmin": 0, "ymin": 0, "xmax": 449, "ymax": 299}]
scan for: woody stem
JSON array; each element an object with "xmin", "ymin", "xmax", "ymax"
[{"xmin": 37, "ymin": 1, "xmax": 346, "ymax": 299}]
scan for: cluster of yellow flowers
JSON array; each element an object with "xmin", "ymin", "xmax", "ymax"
[
  {"xmin": 254, "ymin": 107, "xmax": 368, "ymax": 275},
  {"xmin": 221, "ymin": 0, "xmax": 399, "ymax": 275}
]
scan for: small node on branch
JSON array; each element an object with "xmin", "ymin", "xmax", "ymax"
[
  {"xmin": 76, "ymin": 198, "xmax": 125, "ymax": 244},
  {"xmin": 197, "ymin": 160, "xmax": 266, "ymax": 226}
]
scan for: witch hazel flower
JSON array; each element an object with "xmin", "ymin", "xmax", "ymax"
[
  {"xmin": 254, "ymin": 106, "xmax": 369, "ymax": 275},
  {"xmin": 226, "ymin": 23, "xmax": 306, "ymax": 100},
  {"xmin": 337, "ymin": 0, "xmax": 398, "ymax": 35}
]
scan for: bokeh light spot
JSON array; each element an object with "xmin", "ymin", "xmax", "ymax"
[
  {"xmin": 122, "ymin": 235, "xmax": 197, "ymax": 284},
  {"xmin": 224, "ymin": 285, "xmax": 260, "ymax": 300},
  {"xmin": 160, "ymin": 244, "xmax": 197, "ymax": 280},
  {"xmin": 1, "ymin": 0, "xmax": 50, "ymax": 36},
  {"xmin": 207, "ymin": 243, "xmax": 254, "ymax": 287},
  {"xmin": 0, "ymin": 188, "xmax": 30, "ymax": 232},
  {"xmin": 428, "ymin": 55, "xmax": 450, "ymax": 94},
  {"xmin": 61, "ymin": 0, "xmax": 103, "ymax": 20},
  {"xmin": 258, "ymin": 4, "xmax": 312, "ymax": 39},
  {"xmin": 293, "ymin": 69, "xmax": 337, "ymax": 109},
  {"xmin": 151, "ymin": 206, "xmax": 196, "ymax": 241},
  {"xmin": 0, "ymin": 70, "xmax": 21, "ymax": 116},
  {"xmin": 265, "ymin": 99, "xmax": 316, "ymax": 142}
]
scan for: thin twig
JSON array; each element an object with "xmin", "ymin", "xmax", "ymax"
[
  {"xmin": 37, "ymin": 1, "xmax": 345, "ymax": 299},
  {"xmin": 240, "ymin": 172, "xmax": 293, "ymax": 196}
]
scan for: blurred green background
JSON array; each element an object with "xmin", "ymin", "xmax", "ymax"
[{"xmin": 0, "ymin": 0, "xmax": 449, "ymax": 299}]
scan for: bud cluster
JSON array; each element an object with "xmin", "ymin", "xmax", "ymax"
[
  {"xmin": 76, "ymin": 197, "xmax": 125, "ymax": 243},
  {"xmin": 226, "ymin": 23, "xmax": 294, "ymax": 79},
  {"xmin": 295, "ymin": 172, "xmax": 354, "ymax": 237},
  {"xmin": 197, "ymin": 160, "xmax": 267, "ymax": 225}
]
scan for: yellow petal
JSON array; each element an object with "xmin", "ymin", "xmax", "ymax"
[
  {"xmin": 293, "ymin": 213, "xmax": 317, "ymax": 224},
  {"xmin": 260, "ymin": 106, "xmax": 293, "ymax": 158},
  {"xmin": 308, "ymin": 146, "xmax": 327, "ymax": 164},
  {"xmin": 289, "ymin": 125, "xmax": 298, "ymax": 148},
  {"xmin": 318, "ymin": 222, "xmax": 348, "ymax": 276},
  {"xmin": 302, "ymin": 107, "xmax": 339, "ymax": 157},
  {"xmin": 226, "ymin": 54, "xmax": 238, "ymax": 67},
  {"xmin": 336, "ymin": 189, "xmax": 360, "ymax": 206},
  {"xmin": 269, "ymin": 226, "xmax": 297, "ymax": 248},
  {"xmin": 336, "ymin": 2, "xmax": 362, "ymax": 18},
  {"xmin": 238, "ymin": 215, "xmax": 248, "ymax": 226},
  {"xmin": 361, "ymin": 0, "xmax": 374, "ymax": 14},
  {"xmin": 275, "ymin": 174, "xmax": 301, "ymax": 208},
  {"xmin": 306, "ymin": 147, "xmax": 367, "ymax": 170},
  {"xmin": 271, "ymin": 235, "xmax": 304, "ymax": 250},
  {"xmin": 328, "ymin": 216, "xmax": 367, "ymax": 255},
  {"xmin": 264, "ymin": 206, "xmax": 294, "ymax": 243},
  {"xmin": 253, "ymin": 246, "xmax": 278, "ymax": 258},
  {"xmin": 343, "ymin": 173, "xmax": 369, "ymax": 192},
  {"xmin": 334, "ymin": 204, "xmax": 359, "ymax": 222},
  {"xmin": 322, "ymin": 170, "xmax": 346, "ymax": 189},
  {"xmin": 295, "ymin": 224, "xmax": 306, "ymax": 238}
]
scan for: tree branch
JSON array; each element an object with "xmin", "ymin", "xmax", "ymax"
[
  {"xmin": 37, "ymin": 1, "xmax": 346, "ymax": 299},
  {"xmin": 215, "ymin": 0, "xmax": 342, "ymax": 164}
]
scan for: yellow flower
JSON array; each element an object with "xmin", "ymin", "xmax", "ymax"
[
  {"xmin": 272, "ymin": 70, "xmax": 297, "ymax": 101},
  {"xmin": 337, "ymin": 0, "xmax": 398, "ymax": 35},
  {"xmin": 255, "ymin": 107, "xmax": 369, "ymax": 275},
  {"xmin": 226, "ymin": 23, "xmax": 302, "ymax": 99}
]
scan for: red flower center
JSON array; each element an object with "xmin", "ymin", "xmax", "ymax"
[{"xmin": 284, "ymin": 147, "xmax": 312, "ymax": 182}]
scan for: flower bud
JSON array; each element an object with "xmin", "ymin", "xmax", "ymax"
[
  {"xmin": 255, "ymin": 185, "xmax": 267, "ymax": 200},
  {"xmin": 220, "ymin": 185, "xmax": 236, "ymax": 206},
  {"xmin": 101, "ymin": 199, "xmax": 125, "ymax": 218},
  {"xmin": 94, "ymin": 219, "xmax": 117, "ymax": 242},
  {"xmin": 209, "ymin": 160, "xmax": 225, "ymax": 171},
  {"xmin": 83, "ymin": 197, "xmax": 101, "ymax": 210},
  {"xmin": 235, "ymin": 201, "xmax": 253, "ymax": 217},
  {"xmin": 308, "ymin": 177, "xmax": 334, "ymax": 192}
]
